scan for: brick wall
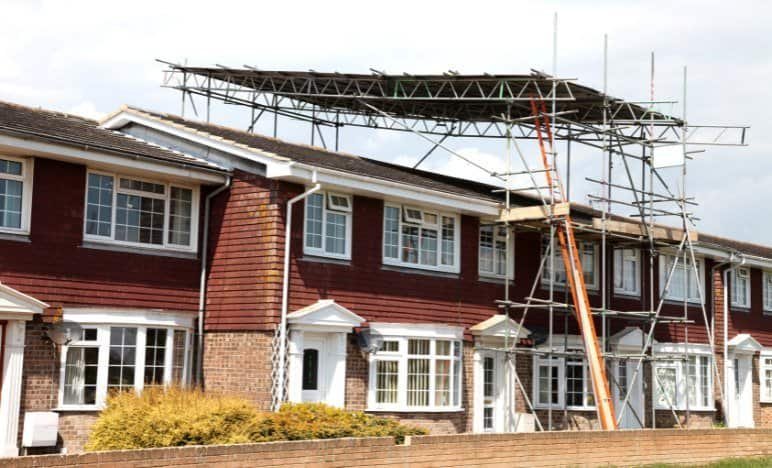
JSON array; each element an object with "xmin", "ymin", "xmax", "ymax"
[{"xmin": 5, "ymin": 429, "xmax": 772, "ymax": 467}]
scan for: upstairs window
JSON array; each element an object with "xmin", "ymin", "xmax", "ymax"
[
  {"xmin": 0, "ymin": 156, "xmax": 33, "ymax": 234},
  {"xmin": 383, "ymin": 204, "xmax": 459, "ymax": 273},
  {"xmin": 614, "ymin": 248, "xmax": 641, "ymax": 296},
  {"xmin": 304, "ymin": 191, "xmax": 352, "ymax": 259},
  {"xmin": 479, "ymin": 225, "xmax": 512, "ymax": 279},
  {"xmin": 731, "ymin": 267, "xmax": 751, "ymax": 309},
  {"xmin": 763, "ymin": 272, "xmax": 772, "ymax": 314},
  {"xmin": 541, "ymin": 236, "xmax": 598, "ymax": 290},
  {"xmin": 659, "ymin": 254, "xmax": 704, "ymax": 303},
  {"xmin": 84, "ymin": 171, "xmax": 198, "ymax": 252}
]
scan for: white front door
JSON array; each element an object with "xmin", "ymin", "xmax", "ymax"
[
  {"xmin": 613, "ymin": 359, "xmax": 644, "ymax": 429},
  {"xmin": 729, "ymin": 354, "xmax": 754, "ymax": 428},
  {"xmin": 301, "ymin": 333, "xmax": 326, "ymax": 403},
  {"xmin": 474, "ymin": 350, "xmax": 519, "ymax": 433}
]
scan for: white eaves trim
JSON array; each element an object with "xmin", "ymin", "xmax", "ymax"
[
  {"xmin": 63, "ymin": 308, "xmax": 196, "ymax": 329},
  {"xmin": 0, "ymin": 282, "xmax": 49, "ymax": 319},
  {"xmin": 693, "ymin": 244, "xmax": 772, "ymax": 270},
  {"xmin": 0, "ymin": 133, "xmax": 226, "ymax": 185},
  {"xmin": 101, "ymin": 109, "xmax": 503, "ymax": 216},
  {"xmin": 370, "ymin": 322, "xmax": 464, "ymax": 340}
]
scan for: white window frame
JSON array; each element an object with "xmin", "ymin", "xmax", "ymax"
[
  {"xmin": 760, "ymin": 350, "xmax": 772, "ymax": 403},
  {"xmin": 614, "ymin": 247, "xmax": 641, "ymax": 297},
  {"xmin": 82, "ymin": 170, "xmax": 200, "ymax": 253},
  {"xmin": 367, "ymin": 323, "xmax": 463, "ymax": 412},
  {"xmin": 303, "ymin": 191, "xmax": 353, "ymax": 260},
  {"xmin": 731, "ymin": 267, "xmax": 752, "ymax": 310},
  {"xmin": 541, "ymin": 236, "xmax": 599, "ymax": 291},
  {"xmin": 764, "ymin": 271, "xmax": 772, "ymax": 314},
  {"xmin": 652, "ymin": 343, "xmax": 714, "ymax": 411},
  {"xmin": 382, "ymin": 203, "xmax": 460, "ymax": 274},
  {"xmin": 658, "ymin": 253, "xmax": 705, "ymax": 304},
  {"xmin": 57, "ymin": 311, "xmax": 193, "ymax": 411},
  {"xmin": 478, "ymin": 224, "xmax": 514, "ymax": 280},
  {"xmin": 0, "ymin": 155, "xmax": 34, "ymax": 235},
  {"xmin": 532, "ymin": 338, "xmax": 596, "ymax": 411}
]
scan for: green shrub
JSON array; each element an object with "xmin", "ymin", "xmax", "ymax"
[{"xmin": 85, "ymin": 389, "xmax": 427, "ymax": 451}]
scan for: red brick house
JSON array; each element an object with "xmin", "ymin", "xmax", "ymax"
[{"xmin": 1, "ymin": 100, "xmax": 771, "ymax": 455}]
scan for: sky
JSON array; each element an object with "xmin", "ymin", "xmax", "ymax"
[{"xmin": 2, "ymin": 0, "xmax": 770, "ymax": 245}]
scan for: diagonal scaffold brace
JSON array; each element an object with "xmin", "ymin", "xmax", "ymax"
[{"xmin": 531, "ymin": 98, "xmax": 618, "ymax": 430}]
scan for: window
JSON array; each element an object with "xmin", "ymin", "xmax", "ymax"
[
  {"xmin": 541, "ymin": 236, "xmax": 598, "ymax": 290},
  {"xmin": 760, "ymin": 353, "xmax": 772, "ymax": 403},
  {"xmin": 652, "ymin": 344, "xmax": 713, "ymax": 411},
  {"xmin": 479, "ymin": 225, "xmax": 512, "ymax": 278},
  {"xmin": 0, "ymin": 156, "xmax": 32, "ymax": 233},
  {"xmin": 764, "ymin": 272, "xmax": 772, "ymax": 314},
  {"xmin": 659, "ymin": 254, "xmax": 704, "ymax": 303},
  {"xmin": 383, "ymin": 204, "xmax": 459, "ymax": 273},
  {"xmin": 614, "ymin": 248, "xmax": 641, "ymax": 296},
  {"xmin": 731, "ymin": 267, "xmax": 751, "ymax": 309},
  {"xmin": 483, "ymin": 356, "xmax": 495, "ymax": 431},
  {"xmin": 84, "ymin": 171, "xmax": 198, "ymax": 251},
  {"xmin": 533, "ymin": 347, "xmax": 595, "ymax": 410},
  {"xmin": 302, "ymin": 349, "xmax": 319, "ymax": 390},
  {"xmin": 368, "ymin": 325, "xmax": 463, "ymax": 411},
  {"xmin": 304, "ymin": 192, "xmax": 352, "ymax": 259},
  {"xmin": 59, "ymin": 322, "xmax": 192, "ymax": 409}
]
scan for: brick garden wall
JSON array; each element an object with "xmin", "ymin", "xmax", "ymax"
[{"xmin": 4, "ymin": 429, "xmax": 772, "ymax": 467}]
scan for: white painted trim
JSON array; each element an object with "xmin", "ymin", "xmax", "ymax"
[
  {"xmin": 652, "ymin": 343, "xmax": 715, "ymax": 411},
  {"xmin": 62, "ymin": 308, "xmax": 196, "ymax": 328},
  {"xmin": 760, "ymin": 350, "xmax": 772, "ymax": 404},
  {"xmin": 478, "ymin": 224, "xmax": 515, "ymax": 280},
  {"xmin": 0, "ymin": 155, "xmax": 33, "ymax": 235},
  {"xmin": 0, "ymin": 133, "xmax": 226, "ymax": 184},
  {"xmin": 613, "ymin": 247, "xmax": 641, "ymax": 297},
  {"xmin": 0, "ymin": 282, "xmax": 49, "ymax": 317},
  {"xmin": 287, "ymin": 299, "xmax": 364, "ymax": 332},
  {"xmin": 727, "ymin": 334, "xmax": 763, "ymax": 354},
  {"xmin": 302, "ymin": 190, "xmax": 352, "ymax": 260},
  {"xmin": 730, "ymin": 267, "xmax": 752, "ymax": 309},
  {"xmin": 658, "ymin": 253, "xmax": 705, "ymax": 305},
  {"xmin": 369, "ymin": 322, "xmax": 464, "ymax": 340}
]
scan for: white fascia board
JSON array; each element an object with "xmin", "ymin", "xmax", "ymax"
[
  {"xmin": 653, "ymin": 342, "xmax": 712, "ymax": 355},
  {"xmin": 103, "ymin": 111, "xmax": 502, "ymax": 217},
  {"xmin": 63, "ymin": 308, "xmax": 196, "ymax": 329},
  {"xmin": 693, "ymin": 244, "xmax": 772, "ymax": 270},
  {"xmin": 370, "ymin": 322, "xmax": 464, "ymax": 340},
  {"xmin": 0, "ymin": 133, "xmax": 226, "ymax": 184},
  {"xmin": 271, "ymin": 162, "xmax": 501, "ymax": 216}
]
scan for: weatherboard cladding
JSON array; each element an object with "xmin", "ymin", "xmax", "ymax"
[{"xmin": 0, "ymin": 101, "xmax": 226, "ymax": 172}]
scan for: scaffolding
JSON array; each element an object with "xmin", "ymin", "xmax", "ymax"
[{"xmin": 160, "ymin": 16, "xmax": 748, "ymax": 430}]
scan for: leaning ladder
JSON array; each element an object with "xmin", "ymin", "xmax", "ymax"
[{"xmin": 530, "ymin": 99, "xmax": 618, "ymax": 430}]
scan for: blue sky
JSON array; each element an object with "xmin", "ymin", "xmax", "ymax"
[{"xmin": 2, "ymin": 0, "xmax": 769, "ymax": 244}]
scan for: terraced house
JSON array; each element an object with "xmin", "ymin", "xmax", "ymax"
[{"xmin": 0, "ymin": 99, "xmax": 769, "ymax": 457}]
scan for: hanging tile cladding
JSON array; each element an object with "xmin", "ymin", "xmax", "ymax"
[
  {"xmin": 715, "ymin": 267, "xmax": 772, "ymax": 347},
  {"xmin": 206, "ymin": 171, "xmax": 712, "ymax": 343},
  {"xmin": 0, "ymin": 157, "xmax": 201, "ymax": 310}
]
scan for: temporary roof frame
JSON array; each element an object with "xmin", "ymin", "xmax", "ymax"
[{"xmin": 160, "ymin": 14, "xmax": 749, "ymax": 431}]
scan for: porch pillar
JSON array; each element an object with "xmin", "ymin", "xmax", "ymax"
[{"xmin": 0, "ymin": 321, "xmax": 26, "ymax": 457}]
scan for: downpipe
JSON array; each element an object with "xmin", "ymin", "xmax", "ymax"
[{"xmin": 276, "ymin": 171, "xmax": 320, "ymax": 409}]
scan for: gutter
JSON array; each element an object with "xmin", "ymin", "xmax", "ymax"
[
  {"xmin": 276, "ymin": 169, "xmax": 320, "ymax": 410},
  {"xmin": 722, "ymin": 252, "xmax": 745, "ymax": 427},
  {"xmin": 196, "ymin": 176, "xmax": 232, "ymax": 385}
]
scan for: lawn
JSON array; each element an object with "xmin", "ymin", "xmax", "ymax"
[{"xmin": 646, "ymin": 457, "xmax": 772, "ymax": 467}]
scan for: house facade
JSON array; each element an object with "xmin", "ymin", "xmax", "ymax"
[{"xmin": 1, "ymin": 100, "xmax": 771, "ymax": 456}]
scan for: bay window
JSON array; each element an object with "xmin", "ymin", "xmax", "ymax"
[
  {"xmin": 532, "ymin": 346, "xmax": 595, "ymax": 410},
  {"xmin": 368, "ymin": 324, "xmax": 463, "ymax": 411},
  {"xmin": 764, "ymin": 272, "xmax": 772, "ymax": 314},
  {"xmin": 0, "ymin": 156, "xmax": 32, "ymax": 234},
  {"xmin": 614, "ymin": 248, "xmax": 641, "ymax": 296},
  {"xmin": 541, "ymin": 236, "xmax": 598, "ymax": 290},
  {"xmin": 479, "ymin": 225, "xmax": 512, "ymax": 279},
  {"xmin": 59, "ymin": 314, "xmax": 193, "ymax": 410},
  {"xmin": 659, "ymin": 254, "xmax": 704, "ymax": 303},
  {"xmin": 84, "ymin": 171, "xmax": 198, "ymax": 252},
  {"xmin": 731, "ymin": 267, "xmax": 751, "ymax": 309},
  {"xmin": 652, "ymin": 344, "xmax": 713, "ymax": 411},
  {"xmin": 304, "ymin": 191, "xmax": 352, "ymax": 259},
  {"xmin": 383, "ymin": 204, "xmax": 459, "ymax": 273},
  {"xmin": 761, "ymin": 353, "xmax": 772, "ymax": 403}
]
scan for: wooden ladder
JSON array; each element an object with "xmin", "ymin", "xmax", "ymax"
[{"xmin": 530, "ymin": 99, "xmax": 618, "ymax": 430}]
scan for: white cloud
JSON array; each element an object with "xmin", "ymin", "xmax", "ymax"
[{"xmin": 67, "ymin": 101, "xmax": 105, "ymax": 120}]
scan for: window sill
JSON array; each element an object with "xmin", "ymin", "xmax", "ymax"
[
  {"xmin": 381, "ymin": 264, "xmax": 460, "ymax": 279},
  {"xmin": 300, "ymin": 255, "xmax": 351, "ymax": 266},
  {"xmin": 731, "ymin": 306, "xmax": 751, "ymax": 313},
  {"xmin": 614, "ymin": 290, "xmax": 641, "ymax": 299},
  {"xmin": 366, "ymin": 407, "xmax": 464, "ymax": 413},
  {"xmin": 478, "ymin": 275, "xmax": 514, "ymax": 285},
  {"xmin": 0, "ymin": 231, "xmax": 30, "ymax": 243},
  {"xmin": 654, "ymin": 406, "xmax": 715, "ymax": 412},
  {"xmin": 661, "ymin": 299, "xmax": 703, "ymax": 307},
  {"xmin": 53, "ymin": 405, "xmax": 103, "ymax": 412},
  {"xmin": 540, "ymin": 284, "xmax": 600, "ymax": 296},
  {"xmin": 81, "ymin": 240, "xmax": 198, "ymax": 260},
  {"xmin": 534, "ymin": 405, "xmax": 597, "ymax": 411}
]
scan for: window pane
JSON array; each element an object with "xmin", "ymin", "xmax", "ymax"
[
  {"xmin": 542, "ymin": 237, "xmax": 567, "ymax": 285},
  {"xmin": 172, "ymin": 330, "xmax": 187, "ymax": 384},
  {"xmin": 441, "ymin": 217, "xmax": 455, "ymax": 266},
  {"xmin": 700, "ymin": 356, "xmax": 710, "ymax": 407},
  {"xmin": 420, "ymin": 228, "xmax": 438, "ymax": 266},
  {"xmin": 435, "ymin": 359, "xmax": 451, "ymax": 406},
  {"xmin": 120, "ymin": 178, "xmax": 165, "ymax": 195},
  {"xmin": 169, "ymin": 187, "xmax": 192, "ymax": 246},
  {"xmin": 566, "ymin": 359, "xmax": 584, "ymax": 407},
  {"xmin": 407, "ymin": 358, "xmax": 430, "ymax": 406},
  {"xmin": 581, "ymin": 243, "xmax": 595, "ymax": 285},
  {"xmin": 383, "ymin": 206, "xmax": 400, "ymax": 259},
  {"xmin": 302, "ymin": 349, "xmax": 319, "ymax": 390},
  {"xmin": 656, "ymin": 366, "xmax": 677, "ymax": 408},
  {"xmin": 325, "ymin": 211, "xmax": 346, "ymax": 254},
  {"xmin": 305, "ymin": 193, "xmax": 323, "ymax": 249},
  {"xmin": 401, "ymin": 225, "xmax": 419, "ymax": 264},
  {"xmin": 0, "ymin": 179, "xmax": 23, "ymax": 229},
  {"xmin": 435, "ymin": 340, "xmax": 451, "ymax": 356},
  {"xmin": 375, "ymin": 360, "xmax": 399, "ymax": 404},
  {"xmin": 144, "ymin": 328, "xmax": 168, "ymax": 387},
  {"xmin": 86, "ymin": 173, "xmax": 113, "ymax": 237},
  {"xmin": 0, "ymin": 158, "xmax": 22, "ymax": 176},
  {"xmin": 538, "ymin": 364, "xmax": 559, "ymax": 405},
  {"xmin": 408, "ymin": 339, "xmax": 430, "ymax": 355},
  {"xmin": 479, "ymin": 226, "xmax": 494, "ymax": 274},
  {"xmin": 108, "ymin": 327, "xmax": 137, "ymax": 393},
  {"xmin": 115, "ymin": 193, "xmax": 165, "ymax": 245},
  {"xmin": 483, "ymin": 357, "xmax": 494, "ymax": 398},
  {"xmin": 63, "ymin": 346, "xmax": 99, "ymax": 405}
]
